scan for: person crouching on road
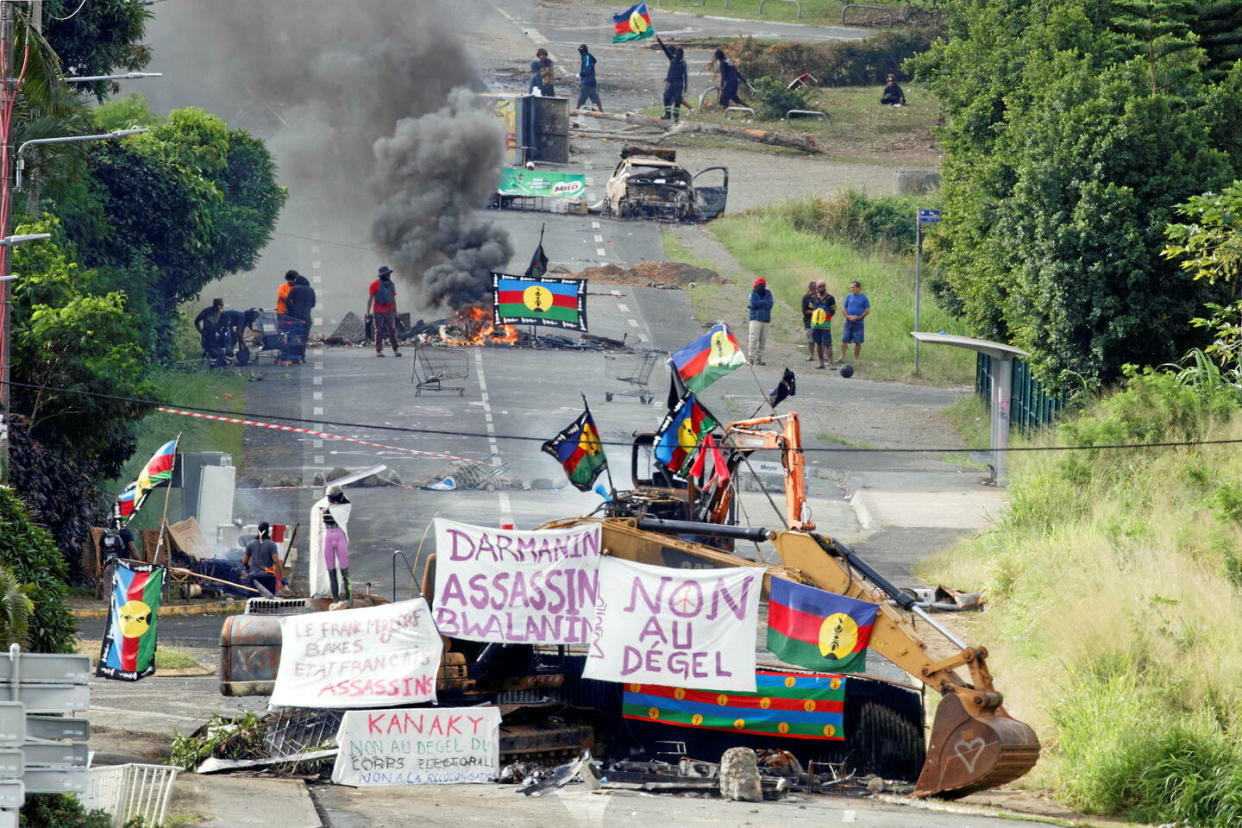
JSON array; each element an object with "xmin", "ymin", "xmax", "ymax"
[
  {"xmin": 366, "ymin": 265, "xmax": 402, "ymax": 357},
  {"xmin": 747, "ymin": 277, "xmax": 773, "ymax": 366},
  {"xmin": 241, "ymin": 522, "xmax": 279, "ymax": 597},
  {"xmin": 577, "ymin": 44, "xmax": 603, "ymax": 112}
]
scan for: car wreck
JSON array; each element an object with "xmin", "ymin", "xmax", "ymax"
[{"xmin": 603, "ymin": 146, "xmax": 728, "ymax": 222}]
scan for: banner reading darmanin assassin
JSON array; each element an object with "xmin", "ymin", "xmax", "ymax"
[
  {"xmin": 492, "ymin": 273, "xmax": 587, "ymax": 330},
  {"xmin": 583, "ymin": 557, "xmax": 762, "ymax": 692},
  {"xmin": 433, "ymin": 518, "xmax": 601, "ymax": 645},
  {"xmin": 332, "ymin": 706, "xmax": 501, "ymax": 786},
  {"xmin": 271, "ymin": 599, "xmax": 441, "ymax": 708}
]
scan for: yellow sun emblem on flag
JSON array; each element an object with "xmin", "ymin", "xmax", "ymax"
[
  {"xmin": 578, "ymin": 421, "xmax": 601, "ymax": 456},
  {"xmin": 707, "ymin": 328, "xmax": 738, "ymax": 366},
  {"xmin": 818, "ymin": 612, "xmax": 860, "ymax": 659},
  {"xmin": 522, "ymin": 285, "xmax": 552, "ymax": 312},
  {"xmin": 119, "ymin": 600, "xmax": 152, "ymax": 638},
  {"xmin": 629, "ymin": 10, "xmax": 649, "ymax": 33},
  {"xmin": 677, "ymin": 416, "xmax": 699, "ymax": 454}
]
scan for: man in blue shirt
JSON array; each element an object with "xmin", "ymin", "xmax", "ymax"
[
  {"xmin": 576, "ymin": 45, "xmax": 603, "ymax": 112},
  {"xmin": 840, "ymin": 280, "xmax": 871, "ymax": 363},
  {"xmin": 747, "ymin": 277, "xmax": 773, "ymax": 366}
]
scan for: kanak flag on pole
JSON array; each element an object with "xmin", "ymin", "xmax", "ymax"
[
  {"xmin": 654, "ymin": 393, "xmax": 719, "ymax": 477},
  {"xmin": 668, "ymin": 322, "xmax": 747, "ymax": 394},
  {"xmin": 542, "ymin": 407, "xmax": 609, "ymax": 492},
  {"xmin": 113, "ymin": 436, "xmax": 179, "ymax": 525},
  {"xmin": 767, "ymin": 578, "xmax": 878, "ymax": 674},
  {"xmin": 613, "ymin": 2, "xmax": 655, "ymax": 42},
  {"xmin": 96, "ymin": 561, "xmax": 166, "ymax": 681}
]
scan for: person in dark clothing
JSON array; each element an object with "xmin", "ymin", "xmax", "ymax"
[
  {"xmin": 194, "ymin": 298, "xmax": 224, "ymax": 337},
  {"xmin": 714, "ymin": 48, "xmax": 747, "ymax": 108},
  {"xmin": 800, "ymin": 280, "xmax": 819, "ymax": 362},
  {"xmin": 99, "ymin": 515, "xmax": 138, "ymax": 596},
  {"xmin": 220, "ymin": 308, "xmax": 259, "ymax": 366},
  {"xmin": 530, "ymin": 48, "xmax": 555, "ymax": 96},
  {"xmin": 241, "ymin": 522, "xmax": 279, "ymax": 597},
  {"xmin": 286, "ymin": 274, "xmax": 316, "ymax": 363},
  {"xmin": 657, "ymin": 37, "xmax": 689, "ymax": 121},
  {"xmin": 880, "ymin": 74, "xmax": 906, "ymax": 106},
  {"xmin": 576, "ymin": 44, "xmax": 603, "ymax": 112}
]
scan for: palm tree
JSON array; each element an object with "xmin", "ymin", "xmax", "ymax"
[{"xmin": 0, "ymin": 566, "xmax": 34, "ymax": 648}]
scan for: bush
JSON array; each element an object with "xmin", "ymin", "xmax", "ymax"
[
  {"xmin": 20, "ymin": 793, "xmax": 112, "ymax": 827},
  {"xmin": 747, "ymin": 76, "xmax": 808, "ymax": 120},
  {"xmin": 730, "ymin": 27, "xmax": 943, "ymax": 88},
  {"xmin": 775, "ymin": 191, "xmax": 925, "ymax": 254},
  {"xmin": 0, "ymin": 488, "xmax": 75, "ymax": 653}
]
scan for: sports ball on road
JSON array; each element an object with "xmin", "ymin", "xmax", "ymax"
[{"xmin": 840, "ymin": 364, "xmax": 855, "ymax": 378}]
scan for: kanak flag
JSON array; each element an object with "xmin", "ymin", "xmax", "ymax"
[
  {"xmin": 96, "ymin": 561, "xmax": 166, "ymax": 681},
  {"xmin": 668, "ymin": 322, "xmax": 746, "ymax": 393},
  {"xmin": 613, "ymin": 2, "xmax": 655, "ymax": 42},
  {"xmin": 767, "ymin": 578, "xmax": 878, "ymax": 674}
]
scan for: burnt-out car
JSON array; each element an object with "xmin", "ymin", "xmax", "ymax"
[{"xmin": 603, "ymin": 146, "xmax": 728, "ymax": 222}]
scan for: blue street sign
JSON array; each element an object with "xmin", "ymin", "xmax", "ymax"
[{"xmin": 918, "ymin": 208, "xmax": 942, "ymax": 224}]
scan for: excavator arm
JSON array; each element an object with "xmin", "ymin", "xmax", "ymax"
[{"xmin": 587, "ymin": 517, "xmax": 1040, "ymax": 798}]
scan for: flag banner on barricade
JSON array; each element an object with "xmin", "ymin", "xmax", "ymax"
[
  {"xmin": 271, "ymin": 599, "xmax": 441, "ymax": 708},
  {"xmin": 623, "ymin": 670, "xmax": 848, "ymax": 741},
  {"xmin": 541, "ymin": 407, "xmax": 608, "ymax": 491},
  {"xmin": 432, "ymin": 519, "xmax": 602, "ymax": 645},
  {"xmin": 96, "ymin": 561, "xmax": 165, "ymax": 681},
  {"xmin": 767, "ymin": 578, "xmax": 877, "ymax": 674},
  {"xmin": 668, "ymin": 322, "xmax": 746, "ymax": 393},
  {"xmin": 613, "ymin": 2, "xmax": 655, "ymax": 42},
  {"xmin": 654, "ymin": 393, "xmax": 719, "ymax": 477},
  {"xmin": 584, "ymin": 557, "xmax": 762, "ymax": 692},
  {"xmin": 491, "ymin": 273, "xmax": 587, "ymax": 330},
  {"xmin": 114, "ymin": 436, "xmax": 179, "ymax": 524},
  {"xmin": 331, "ymin": 706, "xmax": 502, "ymax": 786}
]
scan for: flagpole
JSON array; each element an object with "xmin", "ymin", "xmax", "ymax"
[
  {"xmin": 152, "ymin": 433, "xmax": 181, "ymax": 567},
  {"xmin": 582, "ymin": 393, "xmax": 617, "ymax": 497}
]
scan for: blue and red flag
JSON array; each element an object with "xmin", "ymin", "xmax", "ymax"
[
  {"xmin": 492, "ymin": 274, "xmax": 587, "ymax": 331},
  {"xmin": 668, "ymin": 322, "xmax": 746, "ymax": 393},
  {"xmin": 623, "ymin": 669, "xmax": 847, "ymax": 740},
  {"xmin": 96, "ymin": 561, "xmax": 166, "ymax": 681},
  {"xmin": 542, "ymin": 407, "xmax": 609, "ymax": 492},
  {"xmin": 767, "ymin": 578, "xmax": 878, "ymax": 673},
  {"xmin": 654, "ymin": 393, "xmax": 719, "ymax": 477},
  {"xmin": 113, "ymin": 485, "xmax": 138, "ymax": 522},
  {"xmin": 613, "ymin": 2, "xmax": 655, "ymax": 43}
]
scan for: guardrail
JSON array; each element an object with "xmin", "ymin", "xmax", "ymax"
[
  {"xmin": 724, "ymin": 106, "xmax": 755, "ymax": 121},
  {"xmin": 759, "ymin": 0, "xmax": 801, "ymax": 16},
  {"xmin": 785, "ymin": 109, "xmax": 827, "ymax": 120}
]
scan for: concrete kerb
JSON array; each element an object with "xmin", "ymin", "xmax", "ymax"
[{"xmin": 72, "ymin": 598, "xmax": 246, "ymax": 619}]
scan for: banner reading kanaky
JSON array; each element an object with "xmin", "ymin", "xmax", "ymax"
[
  {"xmin": 433, "ymin": 518, "xmax": 601, "ymax": 645},
  {"xmin": 271, "ymin": 599, "xmax": 441, "ymax": 708}
]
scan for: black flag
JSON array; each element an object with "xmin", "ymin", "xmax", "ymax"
[
  {"xmin": 768, "ymin": 368, "xmax": 796, "ymax": 409},
  {"xmin": 525, "ymin": 224, "xmax": 549, "ymax": 278}
]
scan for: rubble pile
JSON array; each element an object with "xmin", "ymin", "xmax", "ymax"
[{"xmin": 570, "ymin": 260, "xmax": 725, "ymax": 289}]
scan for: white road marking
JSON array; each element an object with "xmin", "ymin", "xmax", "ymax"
[
  {"xmin": 627, "ymin": 318, "xmax": 640, "ymax": 328},
  {"xmin": 617, "ymin": 303, "xmax": 630, "ymax": 313},
  {"xmin": 314, "ymin": 455, "xmax": 324, "ymax": 466},
  {"xmin": 596, "ymin": 248, "xmax": 607, "ymax": 256},
  {"xmin": 313, "ymin": 274, "xmax": 322, "ymax": 284},
  {"xmin": 314, "ymin": 440, "xmax": 323, "ymax": 448},
  {"xmin": 591, "ymin": 221, "xmax": 601, "ymax": 229},
  {"xmin": 312, "ymin": 245, "xmax": 320, "ymax": 254},
  {"xmin": 313, "ymin": 376, "xmax": 323, "ymax": 385},
  {"xmin": 91, "ymin": 705, "xmax": 200, "ymax": 723},
  {"xmin": 472, "ymin": 349, "xmax": 509, "ymax": 523},
  {"xmin": 594, "ymin": 234, "xmax": 604, "ymax": 243},
  {"xmin": 313, "ymin": 317, "xmax": 323, "ymax": 326},
  {"xmin": 312, "ymin": 260, "xmax": 321, "ymax": 270},
  {"xmin": 313, "ymin": 406, "xmax": 324, "ymax": 416},
  {"xmin": 841, "ymin": 810, "xmax": 857, "ymax": 823},
  {"xmin": 313, "ymin": 391, "xmax": 323, "ymax": 401}
]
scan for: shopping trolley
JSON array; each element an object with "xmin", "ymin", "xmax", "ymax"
[
  {"xmin": 410, "ymin": 344, "xmax": 469, "ymax": 395},
  {"xmin": 603, "ymin": 347, "xmax": 665, "ymax": 404}
]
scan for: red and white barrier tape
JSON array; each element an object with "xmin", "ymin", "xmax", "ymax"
[{"xmin": 155, "ymin": 407, "xmax": 500, "ymax": 466}]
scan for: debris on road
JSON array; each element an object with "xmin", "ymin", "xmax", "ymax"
[
  {"xmin": 574, "ymin": 109, "xmax": 826, "ymax": 155},
  {"xmin": 571, "ymin": 260, "xmax": 724, "ymax": 289}
]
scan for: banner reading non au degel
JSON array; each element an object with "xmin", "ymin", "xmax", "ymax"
[
  {"xmin": 583, "ymin": 557, "xmax": 762, "ymax": 692},
  {"xmin": 271, "ymin": 599, "xmax": 441, "ymax": 708},
  {"xmin": 432, "ymin": 518, "xmax": 602, "ymax": 645}
]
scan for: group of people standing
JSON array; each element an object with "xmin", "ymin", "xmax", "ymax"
[
  {"xmin": 745, "ymin": 278, "xmax": 871, "ymax": 371},
  {"xmin": 274, "ymin": 269, "xmax": 317, "ymax": 366}
]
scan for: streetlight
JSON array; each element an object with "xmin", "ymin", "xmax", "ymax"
[
  {"xmin": 14, "ymin": 128, "xmax": 147, "ymax": 190},
  {"xmin": 64, "ymin": 72, "xmax": 163, "ymax": 84},
  {"xmin": 0, "ymin": 232, "xmax": 50, "ymax": 481}
]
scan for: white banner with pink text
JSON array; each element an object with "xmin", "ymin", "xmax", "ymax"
[{"xmin": 331, "ymin": 706, "xmax": 501, "ymax": 786}]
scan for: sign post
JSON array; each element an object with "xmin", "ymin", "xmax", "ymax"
[{"xmin": 914, "ymin": 208, "xmax": 941, "ymax": 375}]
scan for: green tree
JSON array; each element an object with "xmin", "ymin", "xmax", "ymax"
[
  {"xmin": 41, "ymin": 0, "xmax": 150, "ymax": 102},
  {"xmin": 0, "ymin": 489, "xmax": 74, "ymax": 654}
]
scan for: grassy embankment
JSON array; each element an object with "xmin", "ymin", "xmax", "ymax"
[
  {"xmin": 917, "ymin": 365, "xmax": 1242, "ymax": 826},
  {"xmin": 582, "ymin": 0, "xmax": 852, "ymax": 26}
]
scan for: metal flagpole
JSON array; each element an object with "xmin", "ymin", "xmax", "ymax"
[
  {"xmin": 581, "ymin": 393, "xmax": 616, "ymax": 496},
  {"xmin": 151, "ymin": 433, "xmax": 182, "ymax": 567}
]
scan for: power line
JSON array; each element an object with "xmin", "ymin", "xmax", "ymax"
[
  {"xmin": 271, "ymin": 229, "xmax": 384, "ymax": 256},
  {"xmin": 6, "ymin": 379, "xmax": 1242, "ymax": 454}
]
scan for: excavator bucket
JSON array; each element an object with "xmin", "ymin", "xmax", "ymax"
[{"xmin": 914, "ymin": 693, "xmax": 1041, "ymax": 799}]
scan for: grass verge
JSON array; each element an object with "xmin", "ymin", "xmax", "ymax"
[
  {"xmin": 76, "ymin": 640, "xmax": 202, "ymax": 671},
  {"xmin": 707, "ymin": 210, "xmax": 972, "ymax": 384},
  {"xmin": 914, "ymin": 369, "xmax": 1242, "ymax": 825},
  {"xmin": 578, "ymin": 0, "xmax": 852, "ymax": 26}
]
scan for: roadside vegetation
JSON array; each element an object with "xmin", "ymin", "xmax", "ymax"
[
  {"xmin": 700, "ymin": 192, "xmax": 971, "ymax": 385},
  {"xmin": 918, "ymin": 359, "xmax": 1242, "ymax": 826}
]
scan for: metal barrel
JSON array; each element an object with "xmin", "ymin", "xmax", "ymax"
[{"xmin": 218, "ymin": 614, "xmax": 283, "ymax": 696}]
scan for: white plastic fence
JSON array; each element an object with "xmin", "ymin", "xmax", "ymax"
[{"xmin": 81, "ymin": 763, "xmax": 178, "ymax": 828}]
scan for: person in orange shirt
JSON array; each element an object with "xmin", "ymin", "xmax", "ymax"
[{"xmin": 275, "ymin": 270, "xmax": 297, "ymax": 314}]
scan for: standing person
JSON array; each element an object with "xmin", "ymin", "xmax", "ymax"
[
  {"xmin": 810, "ymin": 281, "xmax": 836, "ymax": 369},
  {"xmin": 880, "ymin": 73, "xmax": 907, "ymax": 106},
  {"xmin": 576, "ymin": 44, "xmax": 603, "ymax": 112},
  {"xmin": 275, "ymin": 270, "xmax": 297, "ymax": 315},
  {"xmin": 530, "ymin": 48, "xmax": 555, "ymax": 96},
  {"xmin": 713, "ymin": 48, "xmax": 747, "ymax": 108},
  {"xmin": 366, "ymin": 265, "xmax": 402, "ymax": 357},
  {"xmin": 800, "ymin": 280, "xmax": 818, "ymax": 362},
  {"xmin": 275, "ymin": 271, "xmax": 304, "ymax": 366},
  {"xmin": 194, "ymin": 299, "xmax": 224, "ymax": 362},
  {"xmin": 840, "ymin": 280, "xmax": 871, "ymax": 363},
  {"xmin": 241, "ymin": 522, "xmax": 279, "ymax": 597},
  {"xmin": 657, "ymin": 36, "xmax": 689, "ymax": 121},
  {"xmin": 309, "ymin": 486, "xmax": 353, "ymax": 603},
  {"xmin": 747, "ymin": 277, "xmax": 773, "ymax": 366},
  {"xmin": 286, "ymin": 273, "xmax": 316, "ymax": 364}
]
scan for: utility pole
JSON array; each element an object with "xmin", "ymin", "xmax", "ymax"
[{"xmin": 0, "ymin": 4, "xmax": 28, "ymax": 484}]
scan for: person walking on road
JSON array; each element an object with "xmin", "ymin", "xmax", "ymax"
[
  {"xmin": 840, "ymin": 280, "xmax": 871, "ymax": 363},
  {"xmin": 366, "ymin": 265, "xmax": 402, "ymax": 357},
  {"xmin": 747, "ymin": 277, "xmax": 773, "ymax": 366},
  {"xmin": 657, "ymin": 36, "xmax": 689, "ymax": 121},
  {"xmin": 576, "ymin": 44, "xmax": 603, "ymax": 112},
  {"xmin": 530, "ymin": 48, "xmax": 556, "ymax": 97},
  {"xmin": 810, "ymin": 280, "xmax": 836, "ymax": 369},
  {"xmin": 712, "ymin": 48, "xmax": 747, "ymax": 109},
  {"xmin": 800, "ymin": 281, "xmax": 818, "ymax": 362}
]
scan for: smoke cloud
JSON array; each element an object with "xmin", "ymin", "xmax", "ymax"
[{"xmin": 142, "ymin": 0, "xmax": 510, "ymax": 308}]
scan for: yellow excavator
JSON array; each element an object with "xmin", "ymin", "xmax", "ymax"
[{"xmin": 588, "ymin": 411, "xmax": 1040, "ymax": 798}]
